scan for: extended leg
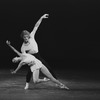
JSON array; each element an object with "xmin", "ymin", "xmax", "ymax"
[
  {"xmin": 41, "ymin": 65, "xmax": 69, "ymax": 89},
  {"xmin": 33, "ymin": 53, "xmax": 57, "ymax": 79}
]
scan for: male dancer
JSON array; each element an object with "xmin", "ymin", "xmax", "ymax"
[{"xmin": 20, "ymin": 14, "xmax": 57, "ymax": 89}]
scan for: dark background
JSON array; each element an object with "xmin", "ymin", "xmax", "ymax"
[{"xmin": 0, "ymin": 0, "xmax": 100, "ymax": 72}]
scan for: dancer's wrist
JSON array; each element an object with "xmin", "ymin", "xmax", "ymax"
[{"xmin": 11, "ymin": 70, "xmax": 17, "ymax": 74}]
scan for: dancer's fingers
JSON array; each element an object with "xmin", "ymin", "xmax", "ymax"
[{"xmin": 10, "ymin": 69, "xmax": 15, "ymax": 74}]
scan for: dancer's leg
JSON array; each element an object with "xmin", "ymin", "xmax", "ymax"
[
  {"xmin": 32, "ymin": 69, "xmax": 39, "ymax": 83},
  {"xmin": 41, "ymin": 65, "xmax": 69, "ymax": 89},
  {"xmin": 32, "ymin": 69, "xmax": 50, "ymax": 83},
  {"xmin": 24, "ymin": 67, "xmax": 32, "ymax": 89},
  {"xmin": 25, "ymin": 65, "xmax": 49, "ymax": 89},
  {"xmin": 26, "ymin": 67, "xmax": 32, "ymax": 82},
  {"xmin": 34, "ymin": 53, "xmax": 57, "ymax": 79}
]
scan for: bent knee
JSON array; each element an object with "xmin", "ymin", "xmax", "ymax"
[{"xmin": 33, "ymin": 79, "xmax": 39, "ymax": 84}]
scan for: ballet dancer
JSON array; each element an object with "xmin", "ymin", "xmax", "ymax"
[
  {"xmin": 20, "ymin": 14, "xmax": 57, "ymax": 89},
  {"xmin": 6, "ymin": 40, "xmax": 69, "ymax": 90}
]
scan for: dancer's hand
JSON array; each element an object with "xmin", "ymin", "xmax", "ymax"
[
  {"xmin": 11, "ymin": 70, "xmax": 16, "ymax": 74},
  {"xmin": 12, "ymin": 57, "xmax": 19, "ymax": 63},
  {"xmin": 41, "ymin": 14, "xmax": 49, "ymax": 19},
  {"xmin": 6, "ymin": 40, "xmax": 11, "ymax": 45}
]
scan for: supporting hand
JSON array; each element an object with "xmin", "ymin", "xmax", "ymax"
[{"xmin": 11, "ymin": 70, "xmax": 17, "ymax": 74}]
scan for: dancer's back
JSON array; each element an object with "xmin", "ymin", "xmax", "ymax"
[{"xmin": 21, "ymin": 52, "xmax": 42, "ymax": 67}]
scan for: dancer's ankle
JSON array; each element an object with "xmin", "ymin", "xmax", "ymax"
[
  {"xmin": 59, "ymin": 84, "xmax": 69, "ymax": 90},
  {"xmin": 43, "ymin": 77, "xmax": 50, "ymax": 81}
]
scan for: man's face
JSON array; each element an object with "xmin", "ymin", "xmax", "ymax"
[{"xmin": 23, "ymin": 35, "xmax": 29, "ymax": 43}]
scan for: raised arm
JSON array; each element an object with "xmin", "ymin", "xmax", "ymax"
[
  {"xmin": 6, "ymin": 40, "xmax": 22, "ymax": 57},
  {"xmin": 30, "ymin": 14, "xmax": 49, "ymax": 36}
]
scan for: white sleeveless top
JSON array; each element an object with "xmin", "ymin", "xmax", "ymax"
[{"xmin": 21, "ymin": 33, "xmax": 38, "ymax": 54}]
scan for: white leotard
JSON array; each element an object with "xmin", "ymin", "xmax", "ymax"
[{"xmin": 20, "ymin": 52, "xmax": 42, "ymax": 72}]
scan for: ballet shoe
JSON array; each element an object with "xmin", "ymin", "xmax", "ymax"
[
  {"xmin": 56, "ymin": 84, "xmax": 69, "ymax": 90},
  {"xmin": 24, "ymin": 83, "xmax": 29, "ymax": 90},
  {"xmin": 24, "ymin": 85, "xmax": 29, "ymax": 90},
  {"xmin": 59, "ymin": 84, "xmax": 69, "ymax": 90},
  {"xmin": 43, "ymin": 77, "xmax": 50, "ymax": 81}
]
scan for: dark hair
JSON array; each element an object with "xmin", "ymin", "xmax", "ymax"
[{"xmin": 20, "ymin": 30, "xmax": 30, "ymax": 39}]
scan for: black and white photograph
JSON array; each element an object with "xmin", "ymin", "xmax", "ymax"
[{"xmin": 0, "ymin": 0, "xmax": 100, "ymax": 100}]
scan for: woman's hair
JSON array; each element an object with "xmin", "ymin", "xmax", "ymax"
[{"xmin": 20, "ymin": 30, "xmax": 30, "ymax": 39}]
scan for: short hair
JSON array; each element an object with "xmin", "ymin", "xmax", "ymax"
[{"xmin": 20, "ymin": 30, "xmax": 30, "ymax": 38}]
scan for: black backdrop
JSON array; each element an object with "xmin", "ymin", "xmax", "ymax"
[{"xmin": 0, "ymin": 0, "xmax": 100, "ymax": 70}]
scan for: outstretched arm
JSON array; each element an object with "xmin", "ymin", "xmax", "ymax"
[
  {"xmin": 11, "ymin": 62, "xmax": 25, "ymax": 74},
  {"xmin": 6, "ymin": 40, "xmax": 22, "ymax": 57},
  {"xmin": 30, "ymin": 14, "xmax": 49, "ymax": 36}
]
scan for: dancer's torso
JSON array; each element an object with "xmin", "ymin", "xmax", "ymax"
[
  {"xmin": 21, "ymin": 34, "xmax": 39, "ymax": 54},
  {"xmin": 21, "ymin": 53, "xmax": 42, "ymax": 68}
]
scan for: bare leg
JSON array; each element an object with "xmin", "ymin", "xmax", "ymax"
[
  {"xmin": 25, "ymin": 66, "xmax": 47, "ymax": 89},
  {"xmin": 32, "ymin": 69, "xmax": 49, "ymax": 83},
  {"xmin": 41, "ymin": 65, "xmax": 69, "ymax": 89},
  {"xmin": 24, "ymin": 69, "xmax": 49, "ymax": 89}
]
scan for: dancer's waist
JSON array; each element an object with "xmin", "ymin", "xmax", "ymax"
[{"xmin": 27, "ymin": 50, "xmax": 38, "ymax": 54}]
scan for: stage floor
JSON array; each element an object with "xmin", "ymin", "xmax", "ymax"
[{"xmin": 0, "ymin": 69, "xmax": 100, "ymax": 100}]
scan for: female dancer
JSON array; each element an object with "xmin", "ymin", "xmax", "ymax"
[
  {"xmin": 6, "ymin": 40, "xmax": 69, "ymax": 90},
  {"xmin": 20, "ymin": 14, "xmax": 57, "ymax": 89}
]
